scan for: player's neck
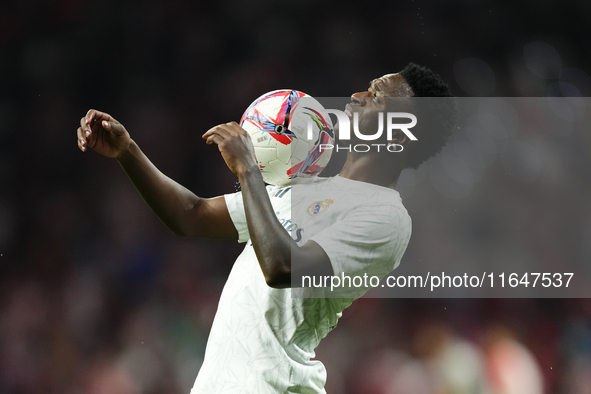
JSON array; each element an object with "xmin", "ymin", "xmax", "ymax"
[{"xmin": 339, "ymin": 153, "xmax": 404, "ymax": 189}]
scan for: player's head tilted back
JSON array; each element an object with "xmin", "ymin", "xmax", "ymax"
[
  {"xmin": 347, "ymin": 62, "xmax": 457, "ymax": 171},
  {"xmin": 399, "ymin": 62, "xmax": 457, "ymax": 169}
]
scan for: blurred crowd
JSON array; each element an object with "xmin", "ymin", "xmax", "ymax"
[{"xmin": 2, "ymin": 0, "xmax": 591, "ymax": 393}]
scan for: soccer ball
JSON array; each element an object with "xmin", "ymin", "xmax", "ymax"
[{"xmin": 240, "ymin": 90, "xmax": 335, "ymax": 187}]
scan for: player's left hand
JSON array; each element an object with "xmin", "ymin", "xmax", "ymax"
[{"xmin": 202, "ymin": 122, "xmax": 258, "ymax": 177}]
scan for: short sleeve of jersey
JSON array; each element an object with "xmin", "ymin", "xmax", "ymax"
[
  {"xmin": 224, "ymin": 191, "xmax": 249, "ymax": 243},
  {"xmin": 310, "ymin": 202, "xmax": 411, "ymax": 279}
]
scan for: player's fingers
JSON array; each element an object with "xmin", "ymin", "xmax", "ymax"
[
  {"xmin": 202, "ymin": 125, "xmax": 220, "ymax": 139},
  {"xmin": 203, "ymin": 125, "xmax": 229, "ymax": 140},
  {"xmin": 85, "ymin": 109, "xmax": 105, "ymax": 124},
  {"xmin": 85, "ymin": 109, "xmax": 99, "ymax": 126},
  {"xmin": 80, "ymin": 117, "xmax": 92, "ymax": 138},
  {"xmin": 77, "ymin": 127, "xmax": 87, "ymax": 151},
  {"xmin": 205, "ymin": 133, "xmax": 224, "ymax": 146},
  {"xmin": 223, "ymin": 121, "xmax": 243, "ymax": 136},
  {"xmin": 85, "ymin": 109, "xmax": 115, "ymax": 128},
  {"xmin": 222, "ymin": 122, "xmax": 249, "ymax": 138},
  {"xmin": 101, "ymin": 120, "xmax": 125, "ymax": 136}
]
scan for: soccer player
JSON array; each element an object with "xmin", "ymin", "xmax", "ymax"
[{"xmin": 76, "ymin": 63, "xmax": 456, "ymax": 393}]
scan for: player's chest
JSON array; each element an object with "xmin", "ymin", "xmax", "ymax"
[{"xmin": 269, "ymin": 187, "xmax": 344, "ymax": 243}]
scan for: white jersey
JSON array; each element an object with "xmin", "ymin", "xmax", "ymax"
[{"xmin": 190, "ymin": 176, "xmax": 411, "ymax": 394}]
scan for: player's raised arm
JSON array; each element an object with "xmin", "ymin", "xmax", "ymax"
[
  {"xmin": 77, "ymin": 109, "xmax": 238, "ymax": 240},
  {"xmin": 203, "ymin": 122, "xmax": 333, "ymax": 288}
]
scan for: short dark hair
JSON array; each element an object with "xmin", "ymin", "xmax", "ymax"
[{"xmin": 400, "ymin": 63, "xmax": 457, "ymax": 169}]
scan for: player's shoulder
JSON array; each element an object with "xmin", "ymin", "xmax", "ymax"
[
  {"xmin": 267, "ymin": 176, "xmax": 330, "ymax": 195},
  {"xmin": 267, "ymin": 176, "xmax": 406, "ymax": 208},
  {"xmin": 306, "ymin": 176, "xmax": 409, "ymax": 218},
  {"xmin": 324, "ymin": 176, "xmax": 403, "ymax": 203},
  {"xmin": 334, "ymin": 176, "xmax": 410, "ymax": 222}
]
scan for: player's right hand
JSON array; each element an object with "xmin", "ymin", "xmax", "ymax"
[{"xmin": 77, "ymin": 109, "xmax": 131, "ymax": 159}]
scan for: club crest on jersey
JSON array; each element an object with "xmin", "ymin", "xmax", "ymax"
[{"xmin": 307, "ymin": 199, "xmax": 334, "ymax": 216}]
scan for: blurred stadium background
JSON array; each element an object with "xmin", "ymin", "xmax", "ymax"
[{"xmin": 2, "ymin": 0, "xmax": 591, "ymax": 393}]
